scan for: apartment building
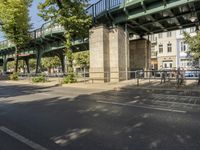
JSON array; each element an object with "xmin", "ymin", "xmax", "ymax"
[
  {"xmin": 150, "ymin": 31, "xmax": 177, "ymax": 70},
  {"xmin": 149, "ymin": 26, "xmax": 197, "ymax": 70},
  {"xmin": 176, "ymin": 27, "xmax": 196, "ymax": 69}
]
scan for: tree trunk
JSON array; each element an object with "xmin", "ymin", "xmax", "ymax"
[
  {"xmin": 65, "ymin": 31, "xmax": 73, "ymax": 74},
  {"xmin": 14, "ymin": 46, "xmax": 19, "ymax": 73}
]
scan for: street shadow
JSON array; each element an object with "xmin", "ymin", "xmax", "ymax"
[
  {"xmin": 0, "ymin": 83, "xmax": 57, "ymax": 99},
  {"xmin": 1, "ymin": 84, "xmax": 200, "ymax": 150}
]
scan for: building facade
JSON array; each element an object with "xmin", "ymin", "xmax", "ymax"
[{"xmin": 149, "ymin": 26, "xmax": 197, "ymax": 70}]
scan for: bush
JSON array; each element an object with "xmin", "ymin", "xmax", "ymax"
[
  {"xmin": 9, "ymin": 73, "xmax": 19, "ymax": 81},
  {"xmin": 63, "ymin": 73, "xmax": 77, "ymax": 84},
  {"xmin": 32, "ymin": 74, "xmax": 46, "ymax": 83}
]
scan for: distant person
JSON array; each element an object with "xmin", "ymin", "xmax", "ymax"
[
  {"xmin": 177, "ymin": 67, "xmax": 183, "ymax": 86},
  {"xmin": 161, "ymin": 70, "xmax": 167, "ymax": 83}
]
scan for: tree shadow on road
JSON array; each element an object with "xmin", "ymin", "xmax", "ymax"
[{"xmin": 1, "ymin": 84, "xmax": 200, "ymax": 150}]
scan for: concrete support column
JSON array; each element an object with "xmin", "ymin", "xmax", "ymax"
[
  {"xmin": 89, "ymin": 25, "xmax": 129, "ymax": 82},
  {"xmin": 129, "ymin": 39, "xmax": 151, "ymax": 71},
  {"xmin": 109, "ymin": 26, "xmax": 128, "ymax": 82},
  {"xmin": 3, "ymin": 57, "xmax": 7, "ymax": 73},
  {"xmin": 89, "ymin": 25, "xmax": 110, "ymax": 82}
]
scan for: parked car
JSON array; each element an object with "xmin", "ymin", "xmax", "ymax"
[{"xmin": 184, "ymin": 70, "xmax": 198, "ymax": 77}]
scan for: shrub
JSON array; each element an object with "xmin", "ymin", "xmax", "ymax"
[
  {"xmin": 9, "ymin": 73, "xmax": 19, "ymax": 81},
  {"xmin": 63, "ymin": 73, "xmax": 77, "ymax": 84},
  {"xmin": 32, "ymin": 74, "xmax": 46, "ymax": 83}
]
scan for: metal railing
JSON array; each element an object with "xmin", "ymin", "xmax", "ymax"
[
  {"xmin": 2, "ymin": 69, "xmax": 200, "ymax": 87},
  {"xmin": 87, "ymin": 0, "xmax": 123, "ymax": 17},
  {"xmin": 135, "ymin": 69, "xmax": 200, "ymax": 86}
]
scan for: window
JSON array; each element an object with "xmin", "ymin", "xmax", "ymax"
[
  {"xmin": 170, "ymin": 63, "xmax": 173, "ymax": 68},
  {"xmin": 151, "ymin": 45, "xmax": 155, "ymax": 51},
  {"xmin": 180, "ymin": 59, "xmax": 192, "ymax": 68},
  {"xmin": 180, "ymin": 29, "xmax": 186, "ymax": 34},
  {"xmin": 159, "ymin": 44, "xmax": 163, "ymax": 53},
  {"xmin": 163, "ymin": 61, "xmax": 173, "ymax": 68},
  {"xmin": 158, "ymin": 33, "xmax": 163, "ymax": 39},
  {"xmin": 190, "ymin": 27, "xmax": 196, "ymax": 33},
  {"xmin": 167, "ymin": 31, "xmax": 172, "ymax": 37},
  {"xmin": 167, "ymin": 43, "xmax": 172, "ymax": 53},
  {"xmin": 180, "ymin": 41, "xmax": 187, "ymax": 52}
]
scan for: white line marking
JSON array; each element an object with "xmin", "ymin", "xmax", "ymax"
[
  {"xmin": 97, "ymin": 101, "xmax": 187, "ymax": 113},
  {"xmin": 152, "ymin": 94, "xmax": 200, "ymax": 99},
  {"xmin": 39, "ymin": 93, "xmax": 51, "ymax": 96},
  {"xmin": 0, "ymin": 126, "xmax": 48, "ymax": 150}
]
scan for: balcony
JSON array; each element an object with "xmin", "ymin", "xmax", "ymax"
[{"xmin": 151, "ymin": 51, "xmax": 157, "ymax": 58}]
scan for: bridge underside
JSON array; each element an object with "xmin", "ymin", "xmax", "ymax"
[
  {"xmin": 89, "ymin": 0, "xmax": 200, "ymax": 82},
  {"xmin": 94, "ymin": 0, "xmax": 200, "ymax": 36}
]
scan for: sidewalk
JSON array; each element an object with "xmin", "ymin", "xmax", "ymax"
[{"xmin": 2, "ymin": 78, "xmax": 200, "ymax": 92}]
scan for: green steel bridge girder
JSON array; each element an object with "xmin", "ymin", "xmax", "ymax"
[{"xmin": 93, "ymin": 0, "xmax": 200, "ymax": 35}]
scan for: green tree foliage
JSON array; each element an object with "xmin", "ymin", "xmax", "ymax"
[
  {"xmin": 7, "ymin": 60, "xmax": 23, "ymax": 71},
  {"xmin": 38, "ymin": 0, "xmax": 92, "ymax": 74},
  {"xmin": 184, "ymin": 29, "xmax": 200, "ymax": 59},
  {"xmin": 0, "ymin": 0, "xmax": 32, "ymax": 72},
  {"xmin": 29, "ymin": 59, "xmax": 36, "ymax": 71},
  {"xmin": 41, "ymin": 56, "xmax": 61, "ymax": 73},
  {"xmin": 73, "ymin": 51, "xmax": 89, "ymax": 69}
]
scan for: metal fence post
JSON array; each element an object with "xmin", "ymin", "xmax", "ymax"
[{"xmin": 137, "ymin": 71, "xmax": 139, "ymax": 86}]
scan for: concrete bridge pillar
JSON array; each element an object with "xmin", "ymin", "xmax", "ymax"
[
  {"xmin": 129, "ymin": 39, "xmax": 151, "ymax": 71},
  {"xmin": 89, "ymin": 25, "xmax": 110, "ymax": 82},
  {"xmin": 3, "ymin": 57, "xmax": 7, "ymax": 73},
  {"xmin": 109, "ymin": 26, "xmax": 129, "ymax": 82},
  {"xmin": 89, "ymin": 25, "xmax": 151, "ymax": 82},
  {"xmin": 89, "ymin": 25, "xmax": 128, "ymax": 82}
]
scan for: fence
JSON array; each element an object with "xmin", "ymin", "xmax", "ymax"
[{"xmin": 2, "ymin": 69, "xmax": 200, "ymax": 87}]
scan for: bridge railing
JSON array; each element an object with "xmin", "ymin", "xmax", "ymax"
[
  {"xmin": 0, "ymin": 40, "xmax": 15, "ymax": 50},
  {"xmin": 86, "ymin": 0, "xmax": 123, "ymax": 17},
  {"xmin": 0, "ymin": 0, "xmax": 123, "ymax": 50}
]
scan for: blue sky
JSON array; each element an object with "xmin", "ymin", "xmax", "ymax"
[{"xmin": 0, "ymin": 0, "xmax": 97, "ymax": 41}]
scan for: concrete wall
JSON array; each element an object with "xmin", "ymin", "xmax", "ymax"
[
  {"xmin": 89, "ymin": 25, "xmax": 110, "ymax": 82},
  {"xmin": 129, "ymin": 39, "xmax": 151, "ymax": 71},
  {"xmin": 89, "ymin": 25, "xmax": 127, "ymax": 82},
  {"xmin": 89, "ymin": 25, "xmax": 151, "ymax": 82}
]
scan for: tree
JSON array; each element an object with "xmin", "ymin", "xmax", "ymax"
[
  {"xmin": 0, "ymin": 0, "xmax": 32, "ymax": 73},
  {"xmin": 7, "ymin": 60, "xmax": 23, "ymax": 72},
  {"xmin": 73, "ymin": 51, "xmax": 89, "ymax": 71},
  {"xmin": 41, "ymin": 56, "xmax": 61, "ymax": 73},
  {"xmin": 184, "ymin": 29, "xmax": 200, "ymax": 60},
  {"xmin": 38, "ymin": 0, "xmax": 92, "ymax": 74}
]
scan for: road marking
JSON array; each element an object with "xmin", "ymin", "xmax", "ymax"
[
  {"xmin": 97, "ymin": 101, "xmax": 187, "ymax": 113},
  {"xmin": 0, "ymin": 126, "xmax": 48, "ymax": 150},
  {"xmin": 39, "ymin": 93, "xmax": 51, "ymax": 96},
  {"xmin": 152, "ymin": 94, "xmax": 200, "ymax": 99}
]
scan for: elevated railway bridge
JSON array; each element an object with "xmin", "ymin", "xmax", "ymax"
[{"xmin": 0, "ymin": 0, "xmax": 200, "ymax": 82}]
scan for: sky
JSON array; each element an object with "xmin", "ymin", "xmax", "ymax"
[{"xmin": 0, "ymin": 0, "xmax": 97, "ymax": 41}]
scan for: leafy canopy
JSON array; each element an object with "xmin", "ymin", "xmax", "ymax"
[
  {"xmin": 41, "ymin": 56, "xmax": 61, "ymax": 69},
  {"xmin": 184, "ymin": 29, "xmax": 200, "ymax": 59},
  {"xmin": 0, "ymin": 0, "xmax": 32, "ymax": 48},
  {"xmin": 73, "ymin": 51, "xmax": 89, "ymax": 68},
  {"xmin": 38, "ymin": 0, "xmax": 91, "ymax": 37},
  {"xmin": 38, "ymin": 0, "xmax": 92, "ymax": 75}
]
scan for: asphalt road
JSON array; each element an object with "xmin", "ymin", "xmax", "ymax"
[{"xmin": 0, "ymin": 82, "xmax": 200, "ymax": 150}]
